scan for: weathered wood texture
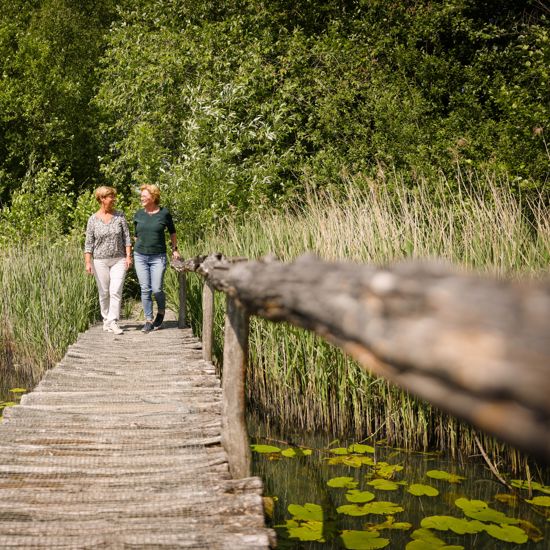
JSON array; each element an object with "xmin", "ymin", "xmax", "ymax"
[
  {"xmin": 173, "ymin": 254, "xmax": 550, "ymax": 462},
  {"xmin": 0, "ymin": 311, "xmax": 273, "ymax": 549},
  {"xmin": 222, "ymin": 297, "xmax": 252, "ymax": 479},
  {"xmin": 202, "ymin": 280, "xmax": 214, "ymax": 362},
  {"xmin": 178, "ymin": 271, "xmax": 187, "ymax": 328}
]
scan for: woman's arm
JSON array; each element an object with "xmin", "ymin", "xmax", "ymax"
[
  {"xmin": 170, "ymin": 233, "xmax": 181, "ymax": 260},
  {"xmin": 84, "ymin": 216, "xmax": 95, "ymax": 274},
  {"xmin": 84, "ymin": 252, "xmax": 93, "ymax": 274}
]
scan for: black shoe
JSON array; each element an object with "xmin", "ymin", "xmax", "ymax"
[
  {"xmin": 152, "ymin": 312, "xmax": 165, "ymax": 330},
  {"xmin": 141, "ymin": 320, "xmax": 153, "ymax": 333}
]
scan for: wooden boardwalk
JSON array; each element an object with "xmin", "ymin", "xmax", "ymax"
[{"xmin": 0, "ymin": 312, "xmax": 273, "ymax": 549}]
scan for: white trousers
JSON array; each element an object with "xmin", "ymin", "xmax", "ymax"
[{"xmin": 93, "ymin": 257, "xmax": 127, "ymax": 322}]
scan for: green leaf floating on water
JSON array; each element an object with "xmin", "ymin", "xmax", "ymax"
[
  {"xmin": 367, "ymin": 479, "xmax": 400, "ymax": 491},
  {"xmin": 365, "ymin": 516, "xmax": 412, "ymax": 531},
  {"xmin": 341, "ymin": 530, "xmax": 389, "ymax": 549},
  {"xmin": 373, "ymin": 462, "xmax": 404, "ymax": 479},
  {"xmin": 328, "ymin": 476, "xmax": 358, "ymax": 489},
  {"xmin": 280, "ymin": 518, "xmax": 325, "ymax": 542},
  {"xmin": 290, "ymin": 521, "xmax": 324, "ymax": 542},
  {"xmin": 9, "ymin": 388, "xmax": 27, "ymax": 393},
  {"xmin": 483, "ymin": 524, "xmax": 528, "ymax": 544},
  {"xmin": 328, "ymin": 455, "xmax": 375, "ymax": 467},
  {"xmin": 348, "ymin": 443, "xmax": 375, "ymax": 454},
  {"xmin": 330, "ymin": 447, "xmax": 350, "ymax": 455},
  {"xmin": 407, "ymin": 484, "xmax": 439, "ymax": 497},
  {"xmin": 406, "ymin": 528, "xmax": 464, "ymax": 549},
  {"xmin": 421, "ymin": 516, "xmax": 485, "ymax": 534},
  {"xmin": 426, "ymin": 470, "xmax": 465, "ymax": 483},
  {"xmin": 454, "ymin": 498, "xmax": 519, "ymax": 524},
  {"xmin": 511, "ymin": 480, "xmax": 550, "ymax": 495},
  {"xmin": 250, "ymin": 444, "xmax": 281, "ymax": 454},
  {"xmin": 517, "ymin": 519, "xmax": 544, "ymax": 543},
  {"xmin": 338, "ymin": 501, "xmax": 404, "ymax": 516},
  {"xmin": 281, "ymin": 447, "xmax": 312, "ymax": 458},
  {"xmin": 288, "ymin": 503, "xmax": 323, "ymax": 522},
  {"xmin": 526, "ymin": 496, "xmax": 550, "ymax": 507},
  {"xmin": 345, "ymin": 490, "xmax": 376, "ymax": 503}
]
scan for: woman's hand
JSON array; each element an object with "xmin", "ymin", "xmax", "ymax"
[
  {"xmin": 85, "ymin": 262, "xmax": 93, "ymax": 275},
  {"xmin": 125, "ymin": 256, "xmax": 133, "ymax": 270},
  {"xmin": 172, "ymin": 250, "xmax": 181, "ymax": 261}
]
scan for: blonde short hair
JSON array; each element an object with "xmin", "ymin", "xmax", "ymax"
[
  {"xmin": 94, "ymin": 186, "xmax": 116, "ymax": 203},
  {"xmin": 140, "ymin": 184, "xmax": 161, "ymax": 205}
]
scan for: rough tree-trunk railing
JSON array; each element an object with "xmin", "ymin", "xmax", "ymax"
[{"xmin": 172, "ymin": 253, "xmax": 550, "ymax": 474}]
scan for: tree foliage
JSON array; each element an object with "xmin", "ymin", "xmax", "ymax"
[{"xmin": 0, "ymin": 0, "xmax": 548, "ymax": 240}]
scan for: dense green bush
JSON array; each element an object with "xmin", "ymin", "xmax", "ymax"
[
  {"xmin": 0, "ymin": 1, "xmax": 548, "ymax": 242},
  {"xmin": 92, "ymin": 0, "xmax": 549, "ymax": 241}
]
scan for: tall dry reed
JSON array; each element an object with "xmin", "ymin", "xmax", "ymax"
[
  {"xmin": 166, "ymin": 173, "xmax": 549, "ymax": 470},
  {"xmin": 0, "ymin": 240, "xmax": 99, "ymax": 399}
]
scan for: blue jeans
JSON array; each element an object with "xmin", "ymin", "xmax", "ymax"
[{"xmin": 134, "ymin": 252, "xmax": 167, "ymax": 320}]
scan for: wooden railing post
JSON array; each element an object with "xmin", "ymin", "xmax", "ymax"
[
  {"xmin": 178, "ymin": 271, "xmax": 187, "ymax": 328},
  {"xmin": 222, "ymin": 296, "xmax": 251, "ymax": 479},
  {"xmin": 202, "ymin": 280, "xmax": 214, "ymax": 362}
]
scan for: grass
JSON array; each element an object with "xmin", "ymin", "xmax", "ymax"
[
  {"xmin": 0, "ymin": 239, "xmax": 99, "ymax": 400},
  {"xmin": 166, "ymin": 172, "xmax": 549, "ymax": 472}
]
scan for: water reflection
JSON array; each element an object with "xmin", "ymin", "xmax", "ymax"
[{"xmin": 249, "ymin": 415, "xmax": 550, "ymax": 549}]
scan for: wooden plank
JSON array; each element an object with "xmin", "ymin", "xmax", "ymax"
[{"xmin": 0, "ymin": 311, "xmax": 273, "ymax": 548}]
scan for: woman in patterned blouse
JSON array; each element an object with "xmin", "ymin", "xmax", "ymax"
[{"xmin": 84, "ymin": 186, "xmax": 132, "ymax": 335}]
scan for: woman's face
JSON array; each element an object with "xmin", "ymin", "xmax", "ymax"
[
  {"xmin": 101, "ymin": 194, "xmax": 116, "ymax": 211},
  {"xmin": 140, "ymin": 190, "xmax": 155, "ymax": 208}
]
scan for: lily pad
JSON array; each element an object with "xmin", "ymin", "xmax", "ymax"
[
  {"xmin": 9, "ymin": 388, "xmax": 27, "ymax": 393},
  {"xmin": 517, "ymin": 519, "xmax": 544, "ymax": 542},
  {"xmin": 483, "ymin": 523, "xmax": 528, "ymax": 543},
  {"xmin": 345, "ymin": 490, "xmax": 376, "ymax": 503},
  {"xmin": 341, "ymin": 530, "xmax": 389, "ymax": 549},
  {"xmin": 421, "ymin": 516, "xmax": 485, "ymax": 534},
  {"xmin": 281, "ymin": 447, "xmax": 312, "ymax": 458},
  {"xmin": 426, "ymin": 470, "xmax": 465, "ymax": 484},
  {"xmin": 511, "ymin": 480, "xmax": 550, "ymax": 495},
  {"xmin": 288, "ymin": 503, "xmax": 323, "ymax": 522},
  {"xmin": 494, "ymin": 493, "xmax": 519, "ymax": 506},
  {"xmin": 348, "ymin": 443, "xmax": 376, "ymax": 454},
  {"xmin": 328, "ymin": 477, "xmax": 358, "ymax": 489},
  {"xmin": 281, "ymin": 519, "xmax": 325, "ymax": 542},
  {"xmin": 454, "ymin": 498, "xmax": 519, "ymax": 524},
  {"xmin": 338, "ymin": 501, "xmax": 404, "ymax": 516},
  {"xmin": 374, "ymin": 462, "xmax": 404, "ymax": 479},
  {"xmin": 365, "ymin": 516, "xmax": 412, "ymax": 532},
  {"xmin": 367, "ymin": 479, "xmax": 400, "ymax": 491},
  {"xmin": 406, "ymin": 528, "xmax": 464, "ymax": 549},
  {"xmin": 526, "ymin": 496, "xmax": 550, "ymax": 507},
  {"xmin": 329, "ymin": 455, "xmax": 375, "ymax": 467},
  {"xmin": 407, "ymin": 484, "xmax": 439, "ymax": 497},
  {"xmin": 250, "ymin": 444, "xmax": 281, "ymax": 454},
  {"xmin": 330, "ymin": 447, "xmax": 350, "ymax": 455}
]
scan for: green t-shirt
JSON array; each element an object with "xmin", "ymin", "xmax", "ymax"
[{"xmin": 133, "ymin": 207, "xmax": 176, "ymax": 254}]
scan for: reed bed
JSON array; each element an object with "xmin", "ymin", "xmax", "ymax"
[
  {"xmin": 166, "ymin": 173, "xmax": 549, "ymax": 472},
  {"xmin": 0, "ymin": 240, "xmax": 99, "ymax": 398}
]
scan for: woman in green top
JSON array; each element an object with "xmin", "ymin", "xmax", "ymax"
[{"xmin": 133, "ymin": 184, "xmax": 181, "ymax": 333}]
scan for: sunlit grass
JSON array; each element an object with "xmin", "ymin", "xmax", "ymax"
[
  {"xmin": 0, "ymin": 239, "xmax": 99, "ymax": 398},
  {"xmin": 166, "ymin": 172, "xmax": 549, "ymax": 471}
]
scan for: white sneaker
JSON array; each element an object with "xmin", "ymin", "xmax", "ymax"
[
  {"xmin": 109, "ymin": 321, "xmax": 123, "ymax": 335},
  {"xmin": 103, "ymin": 320, "xmax": 111, "ymax": 332}
]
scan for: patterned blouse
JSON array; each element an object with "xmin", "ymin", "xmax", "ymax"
[{"xmin": 84, "ymin": 211, "xmax": 132, "ymax": 260}]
